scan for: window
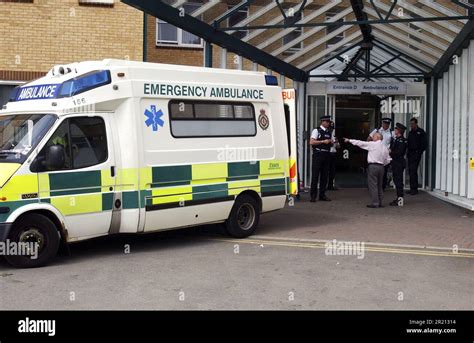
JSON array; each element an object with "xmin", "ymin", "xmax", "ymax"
[
  {"xmin": 0, "ymin": 0, "xmax": 33, "ymax": 3},
  {"xmin": 32, "ymin": 117, "xmax": 108, "ymax": 172},
  {"xmin": 195, "ymin": 103, "xmax": 233, "ymax": 119},
  {"xmin": 0, "ymin": 84, "xmax": 18, "ymax": 107},
  {"xmin": 169, "ymin": 100, "xmax": 256, "ymax": 137},
  {"xmin": 227, "ymin": 5, "xmax": 249, "ymax": 40},
  {"xmin": 0, "ymin": 114, "xmax": 56, "ymax": 164},
  {"xmin": 282, "ymin": 12, "xmax": 303, "ymax": 54},
  {"xmin": 326, "ymin": 10, "xmax": 345, "ymax": 48},
  {"xmin": 79, "ymin": 0, "xmax": 114, "ymax": 6},
  {"xmin": 156, "ymin": 3, "xmax": 203, "ymax": 47}
]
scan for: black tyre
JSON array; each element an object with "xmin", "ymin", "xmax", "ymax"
[
  {"xmin": 225, "ymin": 194, "xmax": 260, "ymax": 238},
  {"xmin": 4, "ymin": 214, "xmax": 60, "ymax": 268}
]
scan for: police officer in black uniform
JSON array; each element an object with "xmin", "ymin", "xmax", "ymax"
[
  {"xmin": 389, "ymin": 123, "xmax": 407, "ymax": 206},
  {"xmin": 310, "ymin": 115, "xmax": 332, "ymax": 202},
  {"xmin": 407, "ymin": 117, "xmax": 427, "ymax": 195}
]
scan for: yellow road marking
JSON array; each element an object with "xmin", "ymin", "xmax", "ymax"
[{"xmin": 209, "ymin": 238, "xmax": 474, "ymax": 259}]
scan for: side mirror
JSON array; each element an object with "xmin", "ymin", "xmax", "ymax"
[{"xmin": 45, "ymin": 144, "xmax": 65, "ymax": 170}]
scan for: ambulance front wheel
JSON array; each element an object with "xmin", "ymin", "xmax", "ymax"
[
  {"xmin": 4, "ymin": 213, "xmax": 60, "ymax": 268},
  {"xmin": 225, "ymin": 194, "xmax": 260, "ymax": 238}
]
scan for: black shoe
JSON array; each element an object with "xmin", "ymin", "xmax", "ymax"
[
  {"xmin": 378, "ymin": 205, "xmax": 385, "ymax": 208},
  {"xmin": 310, "ymin": 198, "xmax": 316, "ymax": 203},
  {"xmin": 366, "ymin": 204, "xmax": 379, "ymax": 208},
  {"xmin": 409, "ymin": 190, "xmax": 418, "ymax": 195},
  {"xmin": 389, "ymin": 199, "xmax": 399, "ymax": 206},
  {"xmin": 319, "ymin": 196, "xmax": 331, "ymax": 201}
]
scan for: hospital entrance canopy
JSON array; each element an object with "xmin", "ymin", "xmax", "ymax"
[{"xmin": 122, "ymin": 0, "xmax": 474, "ymax": 83}]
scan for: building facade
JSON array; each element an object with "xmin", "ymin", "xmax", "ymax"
[{"xmin": 0, "ymin": 0, "xmax": 143, "ymax": 105}]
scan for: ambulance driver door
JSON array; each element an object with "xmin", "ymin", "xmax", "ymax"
[{"xmin": 32, "ymin": 114, "xmax": 116, "ymax": 240}]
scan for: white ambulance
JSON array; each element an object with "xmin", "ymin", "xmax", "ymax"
[{"xmin": 0, "ymin": 59, "xmax": 297, "ymax": 268}]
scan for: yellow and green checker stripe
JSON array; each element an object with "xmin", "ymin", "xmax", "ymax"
[
  {"xmin": 0, "ymin": 159, "xmax": 289, "ymax": 222},
  {"xmin": 38, "ymin": 170, "xmax": 116, "ymax": 216},
  {"xmin": 142, "ymin": 160, "xmax": 289, "ymax": 211}
]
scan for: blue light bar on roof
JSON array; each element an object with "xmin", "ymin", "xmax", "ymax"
[
  {"xmin": 8, "ymin": 70, "xmax": 112, "ymax": 103},
  {"xmin": 265, "ymin": 75, "xmax": 279, "ymax": 86},
  {"xmin": 58, "ymin": 70, "xmax": 111, "ymax": 98}
]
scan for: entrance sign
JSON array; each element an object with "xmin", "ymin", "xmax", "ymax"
[{"xmin": 327, "ymin": 82, "xmax": 407, "ymax": 95}]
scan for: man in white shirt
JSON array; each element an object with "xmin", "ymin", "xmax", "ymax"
[
  {"xmin": 344, "ymin": 133, "xmax": 391, "ymax": 208},
  {"xmin": 368, "ymin": 117, "xmax": 394, "ymax": 191}
]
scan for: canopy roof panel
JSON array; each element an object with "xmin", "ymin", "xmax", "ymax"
[{"xmin": 123, "ymin": 0, "xmax": 474, "ymax": 82}]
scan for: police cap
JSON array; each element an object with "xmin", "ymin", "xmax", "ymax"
[{"xmin": 395, "ymin": 122, "xmax": 407, "ymax": 131}]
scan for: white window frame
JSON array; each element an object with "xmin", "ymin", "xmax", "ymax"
[
  {"xmin": 156, "ymin": 3, "xmax": 203, "ymax": 48},
  {"xmin": 79, "ymin": 0, "xmax": 114, "ymax": 5}
]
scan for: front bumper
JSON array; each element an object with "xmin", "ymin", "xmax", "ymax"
[{"xmin": 0, "ymin": 222, "xmax": 13, "ymax": 241}]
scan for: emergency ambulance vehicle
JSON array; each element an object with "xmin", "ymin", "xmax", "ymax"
[{"xmin": 0, "ymin": 59, "xmax": 296, "ymax": 268}]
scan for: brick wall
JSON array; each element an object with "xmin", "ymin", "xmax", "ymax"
[{"xmin": 0, "ymin": 0, "xmax": 143, "ymax": 81}]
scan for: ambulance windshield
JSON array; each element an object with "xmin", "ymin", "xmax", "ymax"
[{"xmin": 0, "ymin": 113, "xmax": 56, "ymax": 163}]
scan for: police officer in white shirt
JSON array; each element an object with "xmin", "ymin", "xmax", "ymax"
[
  {"xmin": 309, "ymin": 115, "xmax": 333, "ymax": 202},
  {"xmin": 368, "ymin": 117, "xmax": 394, "ymax": 191}
]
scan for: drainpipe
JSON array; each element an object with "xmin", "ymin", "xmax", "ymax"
[{"xmin": 143, "ymin": 13, "xmax": 148, "ymax": 62}]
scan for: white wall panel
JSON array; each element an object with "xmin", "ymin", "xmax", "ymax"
[
  {"xmin": 435, "ymin": 78, "xmax": 443, "ymax": 190},
  {"xmin": 434, "ymin": 41, "xmax": 474, "ymax": 206},
  {"xmin": 468, "ymin": 43, "xmax": 474, "ymax": 199},
  {"xmin": 446, "ymin": 65, "xmax": 455, "ymax": 193},
  {"xmin": 453, "ymin": 58, "xmax": 461, "ymax": 195},
  {"xmin": 441, "ymin": 73, "xmax": 449, "ymax": 191},
  {"xmin": 459, "ymin": 50, "xmax": 469, "ymax": 197}
]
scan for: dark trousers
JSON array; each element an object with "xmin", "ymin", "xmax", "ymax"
[
  {"xmin": 327, "ymin": 152, "xmax": 337, "ymax": 189},
  {"xmin": 408, "ymin": 151, "xmax": 422, "ymax": 191},
  {"xmin": 382, "ymin": 164, "xmax": 389, "ymax": 190},
  {"xmin": 310, "ymin": 151, "xmax": 330, "ymax": 200},
  {"xmin": 392, "ymin": 160, "xmax": 405, "ymax": 198}
]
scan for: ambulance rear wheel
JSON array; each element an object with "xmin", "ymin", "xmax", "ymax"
[
  {"xmin": 4, "ymin": 214, "xmax": 60, "ymax": 268},
  {"xmin": 226, "ymin": 194, "xmax": 260, "ymax": 238}
]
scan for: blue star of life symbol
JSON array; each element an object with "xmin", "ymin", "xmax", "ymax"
[{"xmin": 144, "ymin": 105, "xmax": 164, "ymax": 132}]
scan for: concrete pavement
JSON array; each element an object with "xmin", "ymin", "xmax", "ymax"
[{"xmin": 0, "ymin": 189, "xmax": 472, "ymax": 310}]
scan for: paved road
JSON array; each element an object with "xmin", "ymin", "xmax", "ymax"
[{"xmin": 0, "ymin": 227, "xmax": 472, "ymax": 310}]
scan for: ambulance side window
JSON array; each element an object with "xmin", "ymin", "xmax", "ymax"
[
  {"xmin": 35, "ymin": 120, "xmax": 72, "ymax": 171},
  {"xmin": 169, "ymin": 100, "xmax": 256, "ymax": 137},
  {"xmin": 70, "ymin": 117, "xmax": 108, "ymax": 169},
  {"xmin": 31, "ymin": 117, "xmax": 107, "ymax": 172}
]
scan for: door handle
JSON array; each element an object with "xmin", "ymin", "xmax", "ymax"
[{"xmin": 110, "ymin": 166, "xmax": 116, "ymax": 177}]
